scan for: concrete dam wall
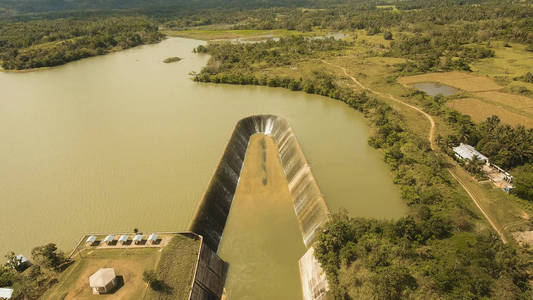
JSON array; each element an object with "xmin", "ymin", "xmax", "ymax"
[{"xmin": 189, "ymin": 114, "xmax": 330, "ymax": 252}]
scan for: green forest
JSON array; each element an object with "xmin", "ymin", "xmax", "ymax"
[{"xmin": 0, "ymin": 17, "xmax": 162, "ymax": 69}]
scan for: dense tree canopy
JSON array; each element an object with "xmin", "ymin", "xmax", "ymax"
[
  {"xmin": 444, "ymin": 114, "xmax": 533, "ymax": 169},
  {"xmin": 30, "ymin": 243, "xmax": 65, "ymax": 271},
  {"xmin": 0, "ymin": 16, "xmax": 162, "ymax": 69},
  {"xmin": 512, "ymin": 164, "xmax": 533, "ymax": 201}
]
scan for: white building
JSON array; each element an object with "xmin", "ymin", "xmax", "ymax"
[
  {"xmin": 453, "ymin": 143, "xmax": 489, "ymax": 165},
  {"xmin": 0, "ymin": 288, "xmax": 13, "ymax": 300},
  {"xmin": 89, "ymin": 268, "xmax": 117, "ymax": 294}
]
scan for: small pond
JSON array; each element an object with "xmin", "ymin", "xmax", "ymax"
[{"xmin": 411, "ymin": 82, "xmax": 459, "ymax": 96}]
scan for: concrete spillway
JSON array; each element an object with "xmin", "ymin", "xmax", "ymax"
[{"xmin": 189, "ymin": 115, "xmax": 329, "ymax": 252}]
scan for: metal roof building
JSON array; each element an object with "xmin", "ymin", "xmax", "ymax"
[{"xmin": 453, "ymin": 143, "xmax": 489, "ymax": 164}]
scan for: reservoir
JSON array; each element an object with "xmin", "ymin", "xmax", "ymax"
[{"xmin": 0, "ymin": 37, "xmax": 405, "ymax": 298}]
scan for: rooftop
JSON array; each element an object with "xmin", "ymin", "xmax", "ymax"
[
  {"xmin": 86, "ymin": 235, "xmax": 97, "ymax": 243},
  {"xmin": 453, "ymin": 143, "xmax": 489, "ymax": 162},
  {"xmin": 15, "ymin": 254, "xmax": 28, "ymax": 263},
  {"xmin": 89, "ymin": 268, "xmax": 116, "ymax": 287},
  {"xmin": 0, "ymin": 287, "xmax": 13, "ymax": 299}
]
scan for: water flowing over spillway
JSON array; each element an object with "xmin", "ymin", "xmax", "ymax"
[{"xmin": 189, "ymin": 115, "xmax": 329, "ymax": 252}]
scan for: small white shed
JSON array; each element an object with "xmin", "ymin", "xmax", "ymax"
[
  {"xmin": 133, "ymin": 234, "xmax": 144, "ymax": 245},
  {"xmin": 147, "ymin": 233, "xmax": 158, "ymax": 244},
  {"xmin": 103, "ymin": 235, "xmax": 114, "ymax": 245},
  {"xmin": 86, "ymin": 235, "xmax": 97, "ymax": 245},
  {"xmin": 118, "ymin": 235, "xmax": 129, "ymax": 244}
]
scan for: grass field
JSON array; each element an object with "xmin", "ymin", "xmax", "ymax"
[
  {"xmin": 398, "ymin": 71, "xmax": 533, "ymax": 127},
  {"xmin": 163, "ymin": 29, "xmax": 321, "ymax": 41},
  {"xmin": 42, "ymin": 233, "xmax": 200, "ymax": 300},
  {"xmin": 447, "ymin": 97, "xmax": 533, "ymax": 128},
  {"xmin": 470, "ymin": 41, "xmax": 533, "ymax": 80},
  {"xmin": 473, "ymin": 91, "xmax": 533, "ymax": 114},
  {"xmin": 144, "ymin": 234, "xmax": 201, "ymax": 300},
  {"xmin": 448, "ymin": 163, "xmax": 530, "ymax": 242},
  {"xmin": 43, "ymin": 248, "xmax": 160, "ymax": 300}
]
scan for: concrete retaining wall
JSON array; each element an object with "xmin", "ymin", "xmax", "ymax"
[{"xmin": 189, "ymin": 238, "xmax": 228, "ymax": 300}]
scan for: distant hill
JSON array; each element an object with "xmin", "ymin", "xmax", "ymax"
[
  {"xmin": 0, "ymin": 0, "xmax": 491, "ymax": 17},
  {"xmin": 0, "ymin": 0, "xmax": 316, "ymax": 15}
]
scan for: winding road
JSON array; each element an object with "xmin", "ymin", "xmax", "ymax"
[{"xmin": 323, "ymin": 60, "xmax": 508, "ymax": 244}]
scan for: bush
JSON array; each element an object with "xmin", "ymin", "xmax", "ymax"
[
  {"xmin": 143, "ymin": 270, "xmax": 172, "ymax": 293},
  {"xmin": 511, "ymin": 164, "xmax": 533, "ymax": 201}
]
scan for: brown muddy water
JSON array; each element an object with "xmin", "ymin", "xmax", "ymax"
[{"xmin": 0, "ymin": 37, "xmax": 405, "ymax": 298}]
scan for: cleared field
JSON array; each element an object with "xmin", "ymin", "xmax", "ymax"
[
  {"xmin": 473, "ymin": 91, "xmax": 533, "ymax": 114},
  {"xmin": 447, "ymin": 97, "xmax": 533, "ymax": 128},
  {"xmin": 163, "ymin": 29, "xmax": 319, "ymax": 41},
  {"xmin": 470, "ymin": 42, "xmax": 533, "ymax": 79},
  {"xmin": 398, "ymin": 71, "xmax": 502, "ymax": 92}
]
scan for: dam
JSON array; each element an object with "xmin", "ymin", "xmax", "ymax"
[
  {"xmin": 189, "ymin": 115, "xmax": 329, "ymax": 299},
  {"xmin": 189, "ymin": 115, "xmax": 329, "ymax": 251}
]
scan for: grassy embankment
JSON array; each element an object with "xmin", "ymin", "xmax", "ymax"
[
  {"xmin": 144, "ymin": 234, "xmax": 201, "ymax": 300},
  {"xmin": 163, "ymin": 28, "xmax": 323, "ymax": 41},
  {"xmin": 42, "ymin": 234, "xmax": 200, "ymax": 300}
]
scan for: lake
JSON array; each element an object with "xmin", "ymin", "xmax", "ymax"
[{"xmin": 0, "ymin": 37, "xmax": 405, "ymax": 298}]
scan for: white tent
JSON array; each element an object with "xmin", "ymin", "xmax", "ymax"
[
  {"xmin": 118, "ymin": 235, "xmax": 128, "ymax": 244},
  {"xmin": 86, "ymin": 235, "xmax": 97, "ymax": 245},
  {"xmin": 103, "ymin": 235, "xmax": 114, "ymax": 244},
  {"xmin": 133, "ymin": 234, "xmax": 144, "ymax": 244},
  {"xmin": 147, "ymin": 233, "xmax": 158, "ymax": 244}
]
